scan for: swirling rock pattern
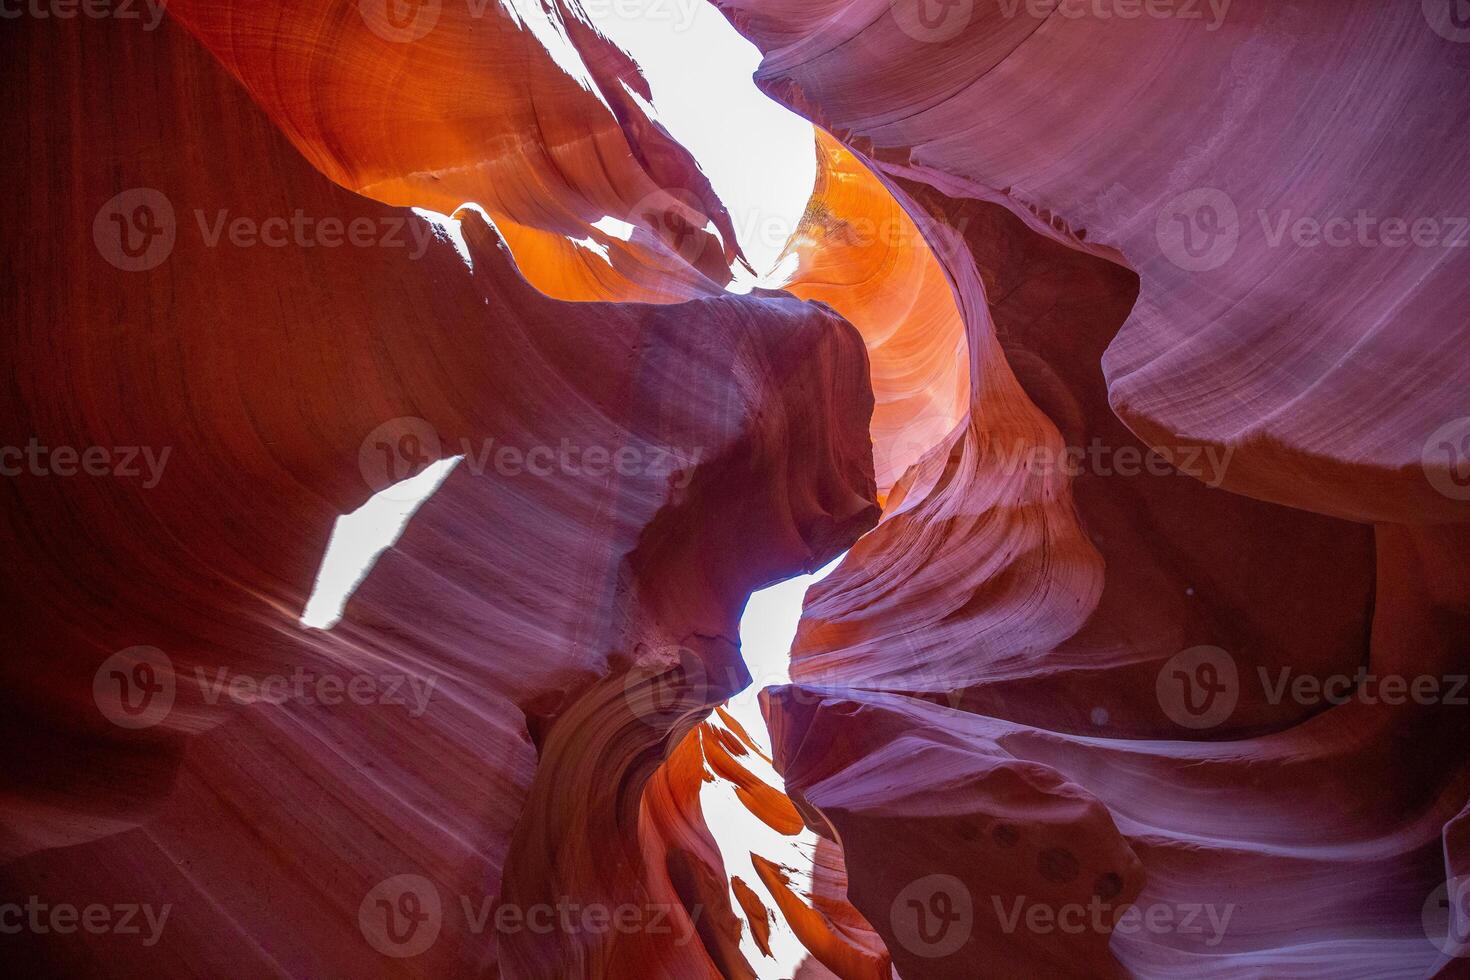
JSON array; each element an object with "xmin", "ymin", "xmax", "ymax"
[
  {"xmin": 713, "ymin": 0, "xmax": 1470, "ymax": 976},
  {"xmin": 0, "ymin": 9, "xmax": 876, "ymax": 977},
  {"xmin": 6, "ymin": 0, "xmax": 1470, "ymax": 977}
]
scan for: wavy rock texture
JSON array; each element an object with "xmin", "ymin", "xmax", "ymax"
[
  {"xmin": 773, "ymin": 131, "xmax": 969, "ymax": 496},
  {"xmin": 0, "ymin": 9, "xmax": 878, "ymax": 978},
  {"xmin": 164, "ymin": 0, "xmax": 743, "ymax": 302},
  {"xmin": 7, "ymin": 0, "xmax": 1470, "ymax": 978},
  {"xmin": 712, "ymin": 1, "xmax": 1470, "ymax": 976}
]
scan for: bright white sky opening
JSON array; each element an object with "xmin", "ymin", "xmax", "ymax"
[
  {"xmin": 302, "ymin": 8, "xmax": 826, "ymax": 971},
  {"xmin": 712, "ymin": 556, "xmax": 842, "ymax": 974},
  {"xmin": 300, "ymin": 457, "xmax": 461, "ymax": 629},
  {"xmin": 577, "ymin": 0, "xmax": 816, "ymax": 286},
  {"xmin": 574, "ymin": 6, "xmax": 830, "ymax": 974}
]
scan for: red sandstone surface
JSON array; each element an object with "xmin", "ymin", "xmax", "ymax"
[{"xmin": 3, "ymin": 1, "xmax": 1468, "ymax": 977}]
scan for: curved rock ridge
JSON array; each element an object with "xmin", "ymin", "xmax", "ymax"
[
  {"xmin": 712, "ymin": 1, "xmax": 1470, "ymax": 975},
  {"xmin": 773, "ymin": 131, "xmax": 969, "ymax": 497},
  {"xmin": 1, "ymin": 11, "xmax": 879, "ymax": 978},
  {"xmin": 716, "ymin": 0, "xmax": 1470, "ymax": 524},
  {"xmin": 165, "ymin": 0, "xmax": 745, "ymax": 302}
]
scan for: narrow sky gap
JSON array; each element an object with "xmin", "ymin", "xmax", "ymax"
[
  {"xmin": 700, "ymin": 555, "xmax": 845, "ymax": 972},
  {"xmin": 300, "ymin": 457, "xmax": 462, "ymax": 629},
  {"xmin": 579, "ymin": 0, "xmax": 816, "ymax": 281},
  {"xmin": 571, "ymin": 5, "xmax": 831, "ymax": 972}
]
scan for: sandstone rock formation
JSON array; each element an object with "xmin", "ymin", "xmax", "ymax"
[
  {"xmin": 713, "ymin": 1, "xmax": 1470, "ymax": 975},
  {"xmin": 4, "ymin": 0, "xmax": 1469, "ymax": 977}
]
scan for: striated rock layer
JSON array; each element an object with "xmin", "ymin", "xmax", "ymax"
[
  {"xmin": 714, "ymin": 0, "xmax": 1470, "ymax": 976},
  {"xmin": 6, "ymin": 0, "xmax": 1470, "ymax": 978},
  {"xmin": 1, "ymin": 9, "xmax": 877, "ymax": 978}
]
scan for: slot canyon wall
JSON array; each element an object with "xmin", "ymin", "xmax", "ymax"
[{"xmin": 2, "ymin": 1, "xmax": 1468, "ymax": 978}]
